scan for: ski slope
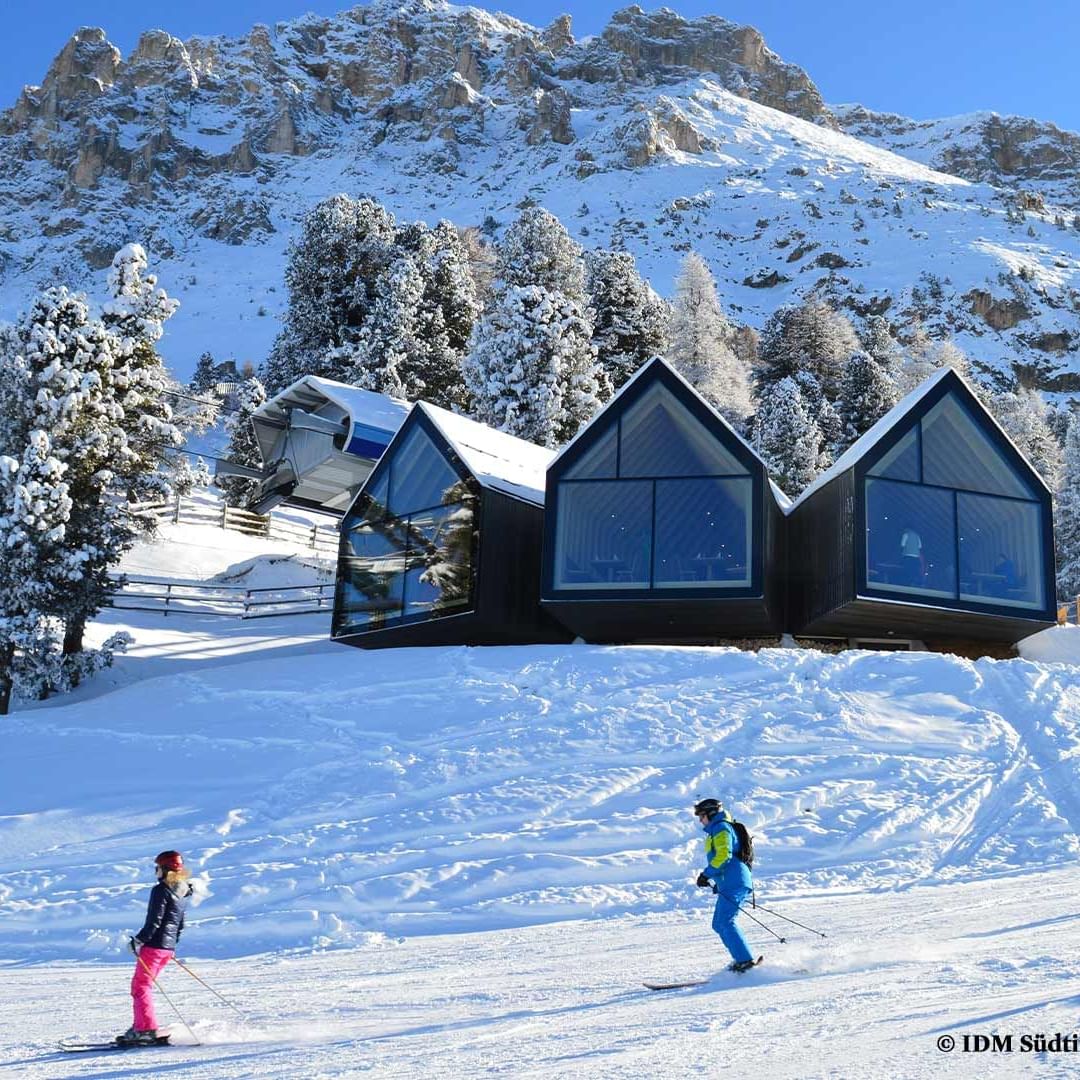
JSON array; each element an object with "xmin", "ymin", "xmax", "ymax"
[{"xmin": 1, "ymin": 513, "xmax": 1079, "ymax": 1074}]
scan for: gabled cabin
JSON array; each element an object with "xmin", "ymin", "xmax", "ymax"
[
  {"xmin": 787, "ymin": 368, "xmax": 1057, "ymax": 647},
  {"xmin": 540, "ymin": 357, "xmax": 786, "ymax": 642},
  {"xmin": 249, "ymin": 376, "xmax": 410, "ymax": 515},
  {"xmin": 332, "ymin": 402, "xmax": 572, "ymax": 648}
]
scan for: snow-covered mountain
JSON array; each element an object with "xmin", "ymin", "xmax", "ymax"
[{"xmin": 2, "ymin": 0, "xmax": 1080, "ymax": 393}]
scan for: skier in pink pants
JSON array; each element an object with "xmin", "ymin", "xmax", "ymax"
[{"xmin": 117, "ymin": 850, "xmax": 193, "ymax": 1046}]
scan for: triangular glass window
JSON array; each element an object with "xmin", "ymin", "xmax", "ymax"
[
  {"xmin": 387, "ymin": 425, "xmax": 463, "ymax": 515},
  {"xmin": 921, "ymin": 395, "xmax": 1033, "ymax": 499},
  {"xmin": 866, "ymin": 426, "xmax": 919, "ymax": 482},
  {"xmin": 564, "ymin": 423, "xmax": 618, "ymax": 480},
  {"xmin": 362, "ymin": 468, "xmax": 390, "ymax": 521},
  {"xmin": 619, "ymin": 382, "xmax": 747, "ymax": 478}
]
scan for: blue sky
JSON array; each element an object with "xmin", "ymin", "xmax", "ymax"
[{"xmin": 4, "ymin": 1, "xmax": 1079, "ymax": 133}]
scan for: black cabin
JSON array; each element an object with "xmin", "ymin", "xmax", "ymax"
[
  {"xmin": 540, "ymin": 358, "xmax": 786, "ymax": 642},
  {"xmin": 332, "ymin": 402, "xmax": 571, "ymax": 649},
  {"xmin": 787, "ymin": 368, "xmax": 1057, "ymax": 646}
]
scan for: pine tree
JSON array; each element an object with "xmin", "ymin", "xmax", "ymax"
[
  {"xmin": 987, "ymin": 386, "xmax": 1063, "ymax": 490},
  {"xmin": 756, "ymin": 299, "xmax": 859, "ymax": 402},
  {"xmin": 462, "ymin": 285, "xmax": 599, "ymax": 447},
  {"xmin": 499, "ymin": 205, "xmax": 587, "ymax": 300},
  {"xmin": 837, "ymin": 349, "xmax": 900, "ymax": 451},
  {"xmin": 1055, "ymin": 413, "xmax": 1080, "ymax": 600},
  {"xmin": 898, "ymin": 326, "xmax": 970, "ymax": 395},
  {"xmin": 219, "ymin": 376, "xmax": 268, "ymax": 508},
  {"xmin": 347, "ymin": 256, "xmax": 425, "ymax": 399},
  {"xmin": 753, "ymin": 376, "xmax": 825, "ymax": 498},
  {"xmin": 666, "ymin": 252, "xmax": 751, "ymax": 424},
  {"xmin": 585, "ymin": 248, "xmax": 669, "ymax": 393},
  {"xmin": 190, "ymin": 351, "xmax": 218, "ymax": 394},
  {"xmin": 860, "ymin": 315, "xmax": 904, "ymax": 382},
  {"xmin": 56, "ymin": 245, "xmax": 183, "ymax": 666},
  {"xmin": 263, "ymin": 194, "xmax": 398, "ymax": 393}
]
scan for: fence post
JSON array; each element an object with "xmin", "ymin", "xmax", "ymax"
[
  {"xmin": 311, "ymin": 524, "xmax": 318, "ymax": 550},
  {"xmin": 221, "ymin": 501, "xmax": 228, "ymax": 529},
  {"xmin": 244, "ymin": 589, "xmax": 252, "ymax": 619},
  {"xmin": 174, "ymin": 492, "xmax": 182, "ymax": 525},
  {"xmin": 164, "ymin": 583, "xmax": 171, "ymax": 617}
]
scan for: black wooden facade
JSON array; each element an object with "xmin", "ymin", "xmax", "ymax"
[
  {"xmin": 332, "ymin": 405, "xmax": 570, "ymax": 650},
  {"xmin": 787, "ymin": 369, "xmax": 1057, "ymax": 645},
  {"xmin": 540, "ymin": 358, "xmax": 786, "ymax": 643}
]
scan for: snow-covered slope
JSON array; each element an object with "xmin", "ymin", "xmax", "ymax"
[
  {"xmin": 1, "ymin": 2, "xmax": 1079, "ymax": 390},
  {"xmin": 3, "ymin": 632, "xmax": 1079, "ymax": 961}
]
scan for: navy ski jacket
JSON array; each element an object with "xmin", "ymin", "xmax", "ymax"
[{"xmin": 135, "ymin": 881, "xmax": 192, "ymax": 951}]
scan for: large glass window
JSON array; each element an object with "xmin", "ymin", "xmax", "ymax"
[
  {"xmin": 654, "ymin": 478, "xmax": 751, "ymax": 588},
  {"xmin": 958, "ymin": 494, "xmax": 1044, "ymax": 609},
  {"xmin": 553, "ymin": 481, "xmax": 652, "ymax": 589},
  {"xmin": 863, "ymin": 390, "xmax": 1046, "ymax": 611},
  {"xmin": 335, "ymin": 423, "xmax": 477, "ymax": 635},
  {"xmin": 865, "ymin": 479, "xmax": 956, "ymax": 598},
  {"xmin": 553, "ymin": 381, "xmax": 755, "ymax": 592}
]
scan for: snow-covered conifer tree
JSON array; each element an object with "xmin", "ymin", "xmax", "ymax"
[
  {"xmin": 189, "ymin": 351, "xmax": 218, "ymax": 394},
  {"xmin": 1055, "ymin": 412, "xmax": 1080, "ymax": 600},
  {"xmin": 667, "ymin": 252, "xmax": 751, "ymax": 425},
  {"xmin": 263, "ymin": 195, "xmax": 398, "ymax": 392},
  {"xmin": 837, "ymin": 349, "xmax": 899, "ymax": 451},
  {"xmin": 756, "ymin": 299, "xmax": 859, "ymax": 402},
  {"xmin": 499, "ymin": 205, "xmax": 588, "ymax": 301},
  {"xmin": 462, "ymin": 285, "xmax": 599, "ymax": 447},
  {"xmin": 860, "ymin": 315, "xmax": 904, "ymax": 382},
  {"xmin": 987, "ymin": 387, "xmax": 1063, "ymax": 490},
  {"xmin": 753, "ymin": 376, "xmax": 825, "ymax": 497},
  {"xmin": 347, "ymin": 257, "xmax": 425, "ymax": 400},
  {"xmin": 219, "ymin": 376, "xmax": 268, "ymax": 508},
  {"xmin": 585, "ymin": 248, "xmax": 669, "ymax": 393}
]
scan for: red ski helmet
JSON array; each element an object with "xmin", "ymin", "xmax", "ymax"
[{"xmin": 154, "ymin": 850, "xmax": 184, "ymax": 872}]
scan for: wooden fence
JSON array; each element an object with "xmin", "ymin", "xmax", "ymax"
[
  {"xmin": 1057, "ymin": 597, "xmax": 1079, "ymax": 626},
  {"xmin": 108, "ymin": 576, "xmax": 336, "ymax": 619},
  {"xmin": 132, "ymin": 494, "xmax": 340, "ymax": 556}
]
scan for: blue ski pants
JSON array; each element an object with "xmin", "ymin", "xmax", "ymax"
[{"xmin": 711, "ymin": 878, "xmax": 754, "ymax": 965}]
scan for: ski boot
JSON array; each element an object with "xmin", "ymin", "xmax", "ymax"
[
  {"xmin": 728, "ymin": 957, "xmax": 761, "ymax": 974},
  {"xmin": 116, "ymin": 1027, "xmax": 159, "ymax": 1046}
]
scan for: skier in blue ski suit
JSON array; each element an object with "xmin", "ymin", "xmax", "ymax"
[{"xmin": 694, "ymin": 798, "xmax": 756, "ymax": 971}]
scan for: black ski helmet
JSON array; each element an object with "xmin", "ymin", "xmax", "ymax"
[{"xmin": 693, "ymin": 798, "xmax": 722, "ymax": 818}]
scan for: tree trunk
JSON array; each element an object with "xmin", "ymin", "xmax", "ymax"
[
  {"xmin": 0, "ymin": 642, "xmax": 14, "ymax": 716},
  {"xmin": 63, "ymin": 615, "xmax": 86, "ymax": 656},
  {"xmin": 63, "ymin": 615, "xmax": 87, "ymax": 690}
]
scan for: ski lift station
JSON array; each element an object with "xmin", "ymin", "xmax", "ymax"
[
  {"xmin": 247, "ymin": 376, "xmax": 411, "ymax": 515},
  {"xmin": 246, "ymin": 363, "xmax": 1058, "ymax": 655}
]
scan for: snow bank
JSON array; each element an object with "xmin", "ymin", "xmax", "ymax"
[{"xmin": 1017, "ymin": 623, "xmax": 1080, "ymax": 666}]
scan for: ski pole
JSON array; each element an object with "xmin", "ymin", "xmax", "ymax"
[
  {"xmin": 746, "ymin": 900, "xmax": 827, "ymax": 939},
  {"xmin": 171, "ymin": 957, "xmax": 249, "ymax": 1020},
  {"xmin": 713, "ymin": 887, "xmax": 788, "ymax": 944},
  {"xmin": 133, "ymin": 946, "xmax": 201, "ymax": 1046}
]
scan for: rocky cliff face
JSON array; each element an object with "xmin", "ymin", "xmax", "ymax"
[
  {"xmin": 0, "ymin": 0, "xmax": 1078, "ymax": 392},
  {"xmin": 835, "ymin": 105, "xmax": 1080, "ymax": 209}
]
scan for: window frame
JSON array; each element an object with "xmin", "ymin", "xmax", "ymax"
[
  {"xmin": 543, "ymin": 365, "xmax": 765, "ymax": 600},
  {"xmin": 333, "ymin": 411, "xmax": 482, "ymax": 637},
  {"xmin": 854, "ymin": 377, "xmax": 1055, "ymax": 621}
]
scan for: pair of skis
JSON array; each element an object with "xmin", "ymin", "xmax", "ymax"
[
  {"xmin": 643, "ymin": 955, "xmax": 764, "ymax": 990},
  {"xmin": 59, "ymin": 1034, "xmax": 172, "ymax": 1054}
]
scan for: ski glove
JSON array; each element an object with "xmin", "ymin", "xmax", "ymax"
[
  {"xmin": 695, "ymin": 872, "xmax": 712, "ymax": 888},
  {"xmin": 129, "ymin": 937, "xmax": 143, "ymax": 955}
]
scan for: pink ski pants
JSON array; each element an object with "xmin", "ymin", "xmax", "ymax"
[{"xmin": 130, "ymin": 946, "xmax": 173, "ymax": 1031}]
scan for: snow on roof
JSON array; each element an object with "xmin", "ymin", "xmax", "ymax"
[
  {"xmin": 287, "ymin": 376, "xmax": 411, "ymax": 434},
  {"xmin": 417, "ymin": 402, "xmax": 556, "ymax": 506},
  {"xmin": 785, "ymin": 366, "xmax": 1050, "ymax": 514}
]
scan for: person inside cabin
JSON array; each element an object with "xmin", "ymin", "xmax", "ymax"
[{"xmin": 899, "ymin": 526, "xmax": 925, "ymax": 587}]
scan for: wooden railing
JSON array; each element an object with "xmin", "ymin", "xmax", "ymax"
[
  {"xmin": 1057, "ymin": 597, "xmax": 1079, "ymax": 626},
  {"xmin": 130, "ymin": 494, "xmax": 339, "ymax": 556},
  {"xmin": 108, "ymin": 576, "xmax": 335, "ymax": 619}
]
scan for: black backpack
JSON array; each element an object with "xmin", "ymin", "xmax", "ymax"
[{"xmin": 731, "ymin": 819, "xmax": 755, "ymax": 869}]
